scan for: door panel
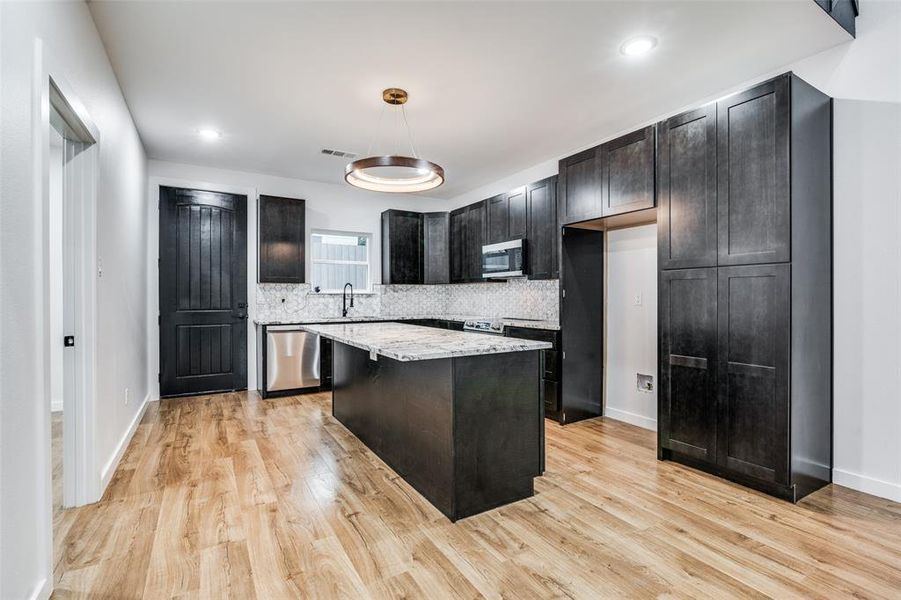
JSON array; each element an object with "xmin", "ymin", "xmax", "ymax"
[
  {"xmin": 717, "ymin": 264, "xmax": 790, "ymax": 484},
  {"xmin": 717, "ymin": 76, "xmax": 790, "ymax": 265},
  {"xmin": 603, "ymin": 126, "xmax": 655, "ymax": 216},
  {"xmin": 659, "ymin": 268, "xmax": 717, "ymax": 461},
  {"xmin": 160, "ymin": 186, "xmax": 247, "ymax": 396},
  {"xmin": 486, "ymin": 194, "xmax": 508, "ymax": 244},
  {"xmin": 507, "ymin": 186, "xmax": 527, "ymax": 239},
  {"xmin": 658, "ymin": 106, "xmax": 717, "ymax": 269},
  {"xmin": 526, "ymin": 177, "xmax": 558, "ymax": 280},
  {"xmin": 558, "ymin": 147, "xmax": 603, "ymax": 224}
]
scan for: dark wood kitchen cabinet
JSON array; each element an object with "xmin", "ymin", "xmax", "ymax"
[
  {"xmin": 658, "ymin": 268, "xmax": 718, "ymax": 463},
  {"xmin": 657, "ymin": 105, "xmax": 717, "ymax": 269},
  {"xmin": 601, "ymin": 125, "xmax": 655, "ymax": 216},
  {"xmin": 558, "ymin": 146, "xmax": 603, "ymax": 225},
  {"xmin": 717, "ymin": 263, "xmax": 790, "ymax": 485},
  {"xmin": 486, "ymin": 187, "xmax": 527, "ymax": 245},
  {"xmin": 381, "ymin": 209, "xmax": 423, "ymax": 284},
  {"xmin": 423, "ymin": 212, "xmax": 450, "ymax": 284},
  {"xmin": 449, "ymin": 207, "xmax": 466, "ymax": 283},
  {"xmin": 258, "ymin": 194, "xmax": 305, "ymax": 283},
  {"xmin": 450, "ymin": 201, "xmax": 486, "ymax": 283},
  {"xmin": 657, "ymin": 73, "xmax": 833, "ymax": 503},
  {"xmin": 717, "ymin": 76, "xmax": 790, "ymax": 266},
  {"xmin": 526, "ymin": 176, "xmax": 558, "ymax": 280}
]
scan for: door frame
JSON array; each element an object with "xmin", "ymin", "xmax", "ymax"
[{"xmin": 147, "ymin": 176, "xmax": 259, "ymax": 399}]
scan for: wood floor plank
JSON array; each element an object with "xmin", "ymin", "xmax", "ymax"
[{"xmin": 51, "ymin": 391, "xmax": 901, "ymax": 599}]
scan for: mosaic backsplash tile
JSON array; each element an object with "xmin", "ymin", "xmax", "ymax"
[{"xmin": 255, "ymin": 279, "xmax": 559, "ymax": 324}]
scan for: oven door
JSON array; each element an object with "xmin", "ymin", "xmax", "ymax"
[{"xmin": 482, "ymin": 239, "xmax": 526, "ymax": 278}]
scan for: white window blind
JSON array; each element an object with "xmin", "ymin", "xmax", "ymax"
[{"xmin": 310, "ymin": 230, "xmax": 371, "ymax": 293}]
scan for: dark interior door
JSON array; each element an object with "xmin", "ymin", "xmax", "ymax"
[{"xmin": 159, "ymin": 186, "xmax": 248, "ymax": 397}]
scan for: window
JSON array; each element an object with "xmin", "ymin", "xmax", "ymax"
[{"xmin": 310, "ymin": 230, "xmax": 372, "ymax": 293}]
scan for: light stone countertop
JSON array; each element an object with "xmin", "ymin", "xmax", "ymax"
[
  {"xmin": 253, "ymin": 314, "xmax": 560, "ymax": 331},
  {"xmin": 300, "ymin": 321, "xmax": 552, "ymax": 362}
]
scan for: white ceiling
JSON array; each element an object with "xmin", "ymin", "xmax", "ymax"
[{"xmin": 88, "ymin": 1, "xmax": 849, "ymax": 199}]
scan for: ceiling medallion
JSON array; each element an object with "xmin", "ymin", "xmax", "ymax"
[{"xmin": 345, "ymin": 88, "xmax": 445, "ymax": 193}]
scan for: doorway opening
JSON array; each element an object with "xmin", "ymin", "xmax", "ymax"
[{"xmin": 44, "ymin": 76, "xmax": 99, "ymax": 547}]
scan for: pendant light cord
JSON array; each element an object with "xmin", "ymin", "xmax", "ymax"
[
  {"xmin": 401, "ymin": 104, "xmax": 418, "ymax": 159},
  {"xmin": 366, "ymin": 103, "xmax": 387, "ymax": 157}
]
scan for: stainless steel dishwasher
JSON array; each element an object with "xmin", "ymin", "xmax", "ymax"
[{"xmin": 266, "ymin": 326, "xmax": 320, "ymax": 392}]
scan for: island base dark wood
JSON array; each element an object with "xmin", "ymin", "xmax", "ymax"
[{"xmin": 332, "ymin": 342, "xmax": 542, "ymax": 521}]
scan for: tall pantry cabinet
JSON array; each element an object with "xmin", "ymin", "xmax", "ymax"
[{"xmin": 657, "ymin": 73, "xmax": 833, "ymax": 501}]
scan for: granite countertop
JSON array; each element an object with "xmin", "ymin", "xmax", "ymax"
[
  {"xmin": 300, "ymin": 322, "xmax": 552, "ymax": 362},
  {"xmin": 254, "ymin": 314, "xmax": 560, "ymax": 331}
]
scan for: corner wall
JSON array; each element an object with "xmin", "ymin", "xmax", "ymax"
[{"xmin": 0, "ymin": 2, "xmax": 149, "ymax": 598}]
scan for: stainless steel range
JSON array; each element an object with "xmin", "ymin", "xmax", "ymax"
[{"xmin": 462, "ymin": 319, "xmax": 505, "ymax": 335}]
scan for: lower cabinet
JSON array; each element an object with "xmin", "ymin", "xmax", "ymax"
[{"xmin": 658, "ymin": 263, "xmax": 825, "ymax": 501}]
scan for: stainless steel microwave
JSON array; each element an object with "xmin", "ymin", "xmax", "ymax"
[{"xmin": 482, "ymin": 239, "xmax": 527, "ymax": 279}]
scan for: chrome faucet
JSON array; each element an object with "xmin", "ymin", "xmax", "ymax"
[{"xmin": 342, "ymin": 282, "xmax": 354, "ymax": 317}]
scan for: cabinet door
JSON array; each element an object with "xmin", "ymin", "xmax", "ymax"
[
  {"xmin": 602, "ymin": 125, "xmax": 655, "ymax": 216},
  {"xmin": 717, "ymin": 76, "xmax": 790, "ymax": 266},
  {"xmin": 423, "ymin": 212, "xmax": 449, "ymax": 284},
  {"xmin": 465, "ymin": 201, "xmax": 487, "ymax": 281},
  {"xmin": 486, "ymin": 194, "xmax": 509, "ymax": 244},
  {"xmin": 717, "ymin": 264, "xmax": 790, "ymax": 484},
  {"xmin": 526, "ymin": 177, "xmax": 558, "ymax": 280},
  {"xmin": 558, "ymin": 146, "xmax": 604, "ymax": 225},
  {"xmin": 450, "ymin": 208, "xmax": 466, "ymax": 283},
  {"xmin": 507, "ymin": 186, "xmax": 527, "ymax": 239},
  {"xmin": 258, "ymin": 195, "xmax": 305, "ymax": 283},
  {"xmin": 659, "ymin": 268, "xmax": 717, "ymax": 462},
  {"xmin": 658, "ymin": 106, "xmax": 717, "ymax": 270},
  {"xmin": 381, "ymin": 210, "xmax": 423, "ymax": 284}
]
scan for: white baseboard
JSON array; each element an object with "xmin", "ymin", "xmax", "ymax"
[
  {"xmin": 28, "ymin": 576, "xmax": 51, "ymax": 600},
  {"xmin": 605, "ymin": 406, "xmax": 657, "ymax": 431},
  {"xmin": 833, "ymin": 468, "xmax": 901, "ymax": 503},
  {"xmin": 99, "ymin": 392, "xmax": 152, "ymax": 492}
]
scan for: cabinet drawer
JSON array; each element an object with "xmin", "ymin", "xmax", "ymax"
[{"xmin": 542, "ymin": 379, "xmax": 560, "ymax": 414}]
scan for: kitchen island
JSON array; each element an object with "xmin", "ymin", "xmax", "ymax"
[{"xmin": 301, "ymin": 322, "xmax": 551, "ymax": 521}]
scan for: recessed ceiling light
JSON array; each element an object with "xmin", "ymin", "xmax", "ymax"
[
  {"xmin": 198, "ymin": 128, "xmax": 222, "ymax": 141},
  {"xmin": 620, "ymin": 36, "xmax": 657, "ymax": 56}
]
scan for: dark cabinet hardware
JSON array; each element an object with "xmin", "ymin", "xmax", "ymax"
[{"xmin": 64, "ymin": 336, "xmax": 75, "ymax": 347}]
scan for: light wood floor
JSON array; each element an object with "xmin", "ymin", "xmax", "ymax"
[{"xmin": 52, "ymin": 391, "xmax": 901, "ymax": 599}]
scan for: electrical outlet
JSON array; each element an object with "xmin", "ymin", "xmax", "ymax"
[
  {"xmin": 125, "ymin": 387, "xmax": 130, "ymax": 405},
  {"xmin": 633, "ymin": 292, "xmax": 642, "ymax": 306}
]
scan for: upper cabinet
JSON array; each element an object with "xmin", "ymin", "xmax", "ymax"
[
  {"xmin": 558, "ymin": 125, "xmax": 656, "ymax": 225},
  {"xmin": 381, "ymin": 209, "xmax": 423, "ymax": 284},
  {"xmin": 602, "ymin": 125, "xmax": 655, "ymax": 216},
  {"xmin": 258, "ymin": 194, "xmax": 305, "ymax": 283},
  {"xmin": 526, "ymin": 177, "xmax": 558, "ymax": 280},
  {"xmin": 717, "ymin": 76, "xmax": 790, "ymax": 266},
  {"xmin": 558, "ymin": 146, "xmax": 603, "ymax": 225},
  {"xmin": 449, "ymin": 201, "xmax": 486, "ymax": 283},
  {"xmin": 487, "ymin": 187, "xmax": 528, "ymax": 245},
  {"xmin": 657, "ymin": 105, "xmax": 718, "ymax": 270},
  {"xmin": 423, "ymin": 212, "xmax": 450, "ymax": 284}
]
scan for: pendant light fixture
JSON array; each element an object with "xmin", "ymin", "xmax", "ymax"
[{"xmin": 345, "ymin": 88, "xmax": 445, "ymax": 193}]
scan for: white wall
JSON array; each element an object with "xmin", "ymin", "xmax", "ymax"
[
  {"xmin": 448, "ymin": 3, "xmax": 901, "ymax": 500},
  {"xmin": 0, "ymin": 2, "xmax": 149, "ymax": 598},
  {"xmin": 604, "ymin": 225, "xmax": 658, "ymax": 431},
  {"xmin": 146, "ymin": 159, "xmax": 448, "ymax": 397}
]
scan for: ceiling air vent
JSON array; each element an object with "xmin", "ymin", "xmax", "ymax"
[{"xmin": 321, "ymin": 148, "xmax": 357, "ymax": 159}]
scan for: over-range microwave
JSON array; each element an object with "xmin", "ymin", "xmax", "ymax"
[{"xmin": 482, "ymin": 238, "xmax": 527, "ymax": 279}]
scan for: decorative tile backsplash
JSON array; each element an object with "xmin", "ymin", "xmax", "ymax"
[{"xmin": 255, "ymin": 279, "xmax": 559, "ymax": 324}]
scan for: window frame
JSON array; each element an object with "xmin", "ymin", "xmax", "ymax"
[{"xmin": 309, "ymin": 228, "xmax": 373, "ymax": 294}]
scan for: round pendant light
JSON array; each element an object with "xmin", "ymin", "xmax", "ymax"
[{"xmin": 345, "ymin": 88, "xmax": 445, "ymax": 193}]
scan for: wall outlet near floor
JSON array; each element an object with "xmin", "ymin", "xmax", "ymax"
[
  {"xmin": 125, "ymin": 387, "xmax": 130, "ymax": 405},
  {"xmin": 637, "ymin": 374, "xmax": 654, "ymax": 393},
  {"xmin": 633, "ymin": 292, "xmax": 642, "ymax": 306}
]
